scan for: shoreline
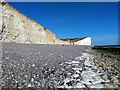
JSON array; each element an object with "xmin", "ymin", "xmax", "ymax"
[{"xmin": 92, "ymin": 46, "xmax": 120, "ymax": 55}]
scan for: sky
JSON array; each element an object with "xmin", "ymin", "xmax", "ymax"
[{"xmin": 9, "ymin": 2, "xmax": 118, "ymax": 45}]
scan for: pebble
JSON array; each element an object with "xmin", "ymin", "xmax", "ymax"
[
  {"xmin": 32, "ymin": 64, "xmax": 35, "ymax": 67},
  {"xmin": 27, "ymin": 83, "xmax": 32, "ymax": 87},
  {"xmin": 73, "ymin": 74, "xmax": 79, "ymax": 78},
  {"xmin": 71, "ymin": 61, "xmax": 79, "ymax": 64},
  {"xmin": 2, "ymin": 43, "xmax": 119, "ymax": 88}
]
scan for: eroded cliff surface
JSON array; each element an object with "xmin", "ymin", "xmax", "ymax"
[
  {"xmin": 0, "ymin": 1, "xmax": 92, "ymax": 45},
  {"xmin": 0, "ymin": 1, "xmax": 69, "ymax": 44}
]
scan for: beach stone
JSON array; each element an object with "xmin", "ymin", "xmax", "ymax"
[
  {"xmin": 89, "ymin": 83, "xmax": 106, "ymax": 88},
  {"xmin": 1, "ymin": 42, "xmax": 120, "ymax": 89}
]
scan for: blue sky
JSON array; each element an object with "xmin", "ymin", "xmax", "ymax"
[{"xmin": 9, "ymin": 2, "xmax": 118, "ymax": 45}]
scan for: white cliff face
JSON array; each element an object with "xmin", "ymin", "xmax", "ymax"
[
  {"xmin": 0, "ymin": 3, "xmax": 3, "ymax": 89},
  {"xmin": 75, "ymin": 37, "xmax": 91, "ymax": 45},
  {"xmin": 0, "ymin": 5, "xmax": 2, "ymax": 41},
  {"xmin": 0, "ymin": 1, "xmax": 56, "ymax": 44},
  {"xmin": 0, "ymin": 1, "xmax": 92, "ymax": 45}
]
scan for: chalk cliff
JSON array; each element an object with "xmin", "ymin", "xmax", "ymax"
[{"xmin": 0, "ymin": 0, "xmax": 91, "ymax": 45}]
